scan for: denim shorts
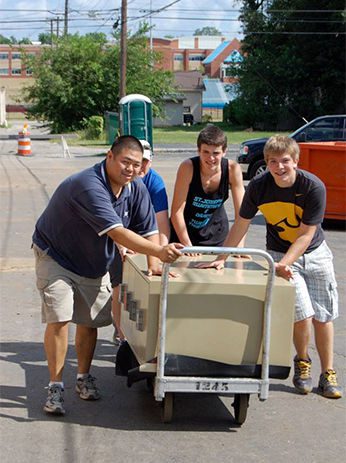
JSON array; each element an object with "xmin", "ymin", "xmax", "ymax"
[
  {"xmin": 268, "ymin": 241, "xmax": 338, "ymax": 323},
  {"xmin": 33, "ymin": 244, "xmax": 113, "ymax": 328}
]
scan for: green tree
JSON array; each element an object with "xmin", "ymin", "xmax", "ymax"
[
  {"xmin": 18, "ymin": 38, "xmax": 32, "ymax": 45},
  {"xmin": 0, "ymin": 35, "xmax": 31, "ymax": 44},
  {"xmin": 230, "ymin": 0, "xmax": 346, "ymax": 129},
  {"xmin": 0, "ymin": 34, "xmax": 12, "ymax": 44},
  {"xmin": 23, "ymin": 29, "xmax": 175, "ymax": 132},
  {"xmin": 194, "ymin": 26, "xmax": 222, "ymax": 36},
  {"xmin": 38, "ymin": 32, "xmax": 56, "ymax": 45}
]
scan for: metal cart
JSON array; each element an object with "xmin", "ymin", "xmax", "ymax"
[
  {"xmin": 116, "ymin": 246, "xmax": 294, "ymax": 425},
  {"xmin": 153, "ymin": 247, "xmax": 276, "ymax": 425}
]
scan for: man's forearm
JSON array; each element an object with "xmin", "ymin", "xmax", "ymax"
[
  {"xmin": 279, "ymin": 224, "xmax": 317, "ymax": 267},
  {"xmin": 156, "ymin": 210, "xmax": 170, "ymax": 246},
  {"xmin": 223, "ymin": 217, "xmax": 251, "ymax": 248},
  {"xmin": 279, "ymin": 235, "xmax": 313, "ymax": 266},
  {"xmin": 171, "ymin": 214, "xmax": 191, "ymax": 246},
  {"xmin": 108, "ymin": 227, "xmax": 161, "ymax": 258}
]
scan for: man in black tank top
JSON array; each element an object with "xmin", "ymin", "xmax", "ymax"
[{"xmin": 170, "ymin": 125, "xmax": 245, "ymax": 249}]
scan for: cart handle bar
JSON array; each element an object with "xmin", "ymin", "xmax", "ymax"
[{"xmin": 156, "ymin": 247, "xmax": 275, "ymax": 401}]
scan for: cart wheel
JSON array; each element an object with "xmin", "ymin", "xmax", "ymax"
[
  {"xmin": 161, "ymin": 393, "xmax": 174, "ymax": 423},
  {"xmin": 232, "ymin": 394, "xmax": 250, "ymax": 425}
]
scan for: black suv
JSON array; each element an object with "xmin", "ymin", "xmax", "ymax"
[{"xmin": 237, "ymin": 115, "xmax": 346, "ymax": 179}]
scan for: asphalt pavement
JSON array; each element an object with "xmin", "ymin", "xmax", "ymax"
[{"xmin": 0, "ymin": 122, "xmax": 345, "ymax": 463}]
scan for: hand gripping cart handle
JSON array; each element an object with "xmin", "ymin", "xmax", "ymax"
[{"xmin": 155, "ymin": 246, "xmax": 276, "ymax": 425}]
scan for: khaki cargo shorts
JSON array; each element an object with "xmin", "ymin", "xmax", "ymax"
[{"xmin": 33, "ymin": 244, "xmax": 113, "ymax": 328}]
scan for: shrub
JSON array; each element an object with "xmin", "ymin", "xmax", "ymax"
[
  {"xmin": 83, "ymin": 115, "xmax": 104, "ymax": 140},
  {"xmin": 202, "ymin": 114, "xmax": 213, "ymax": 123}
]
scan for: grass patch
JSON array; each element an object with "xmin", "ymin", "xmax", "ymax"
[
  {"xmin": 64, "ymin": 131, "xmax": 109, "ymax": 147},
  {"xmin": 153, "ymin": 122, "xmax": 289, "ymax": 144},
  {"xmin": 50, "ymin": 122, "xmax": 289, "ymax": 147}
]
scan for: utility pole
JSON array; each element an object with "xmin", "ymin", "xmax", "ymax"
[
  {"xmin": 57, "ymin": 17, "xmax": 60, "ymax": 38},
  {"xmin": 64, "ymin": 0, "xmax": 69, "ymax": 35},
  {"xmin": 119, "ymin": 0, "xmax": 127, "ymax": 99},
  {"xmin": 149, "ymin": 0, "xmax": 153, "ymax": 50},
  {"xmin": 50, "ymin": 19, "xmax": 54, "ymax": 46}
]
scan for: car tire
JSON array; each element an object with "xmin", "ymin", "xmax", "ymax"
[{"xmin": 250, "ymin": 160, "xmax": 267, "ymax": 179}]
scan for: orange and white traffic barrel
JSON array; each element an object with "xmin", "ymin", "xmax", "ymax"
[{"xmin": 17, "ymin": 124, "xmax": 32, "ymax": 156}]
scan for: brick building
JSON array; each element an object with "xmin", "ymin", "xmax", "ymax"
[
  {"xmin": 0, "ymin": 44, "xmax": 41, "ymax": 111},
  {"xmin": 152, "ymin": 36, "xmax": 241, "ymax": 77}
]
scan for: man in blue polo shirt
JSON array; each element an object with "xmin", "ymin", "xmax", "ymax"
[
  {"xmin": 111, "ymin": 140, "xmax": 170, "ymax": 344},
  {"xmin": 32, "ymin": 135, "xmax": 182, "ymax": 415}
]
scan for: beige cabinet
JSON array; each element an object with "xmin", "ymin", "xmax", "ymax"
[{"xmin": 120, "ymin": 254, "xmax": 295, "ymax": 378}]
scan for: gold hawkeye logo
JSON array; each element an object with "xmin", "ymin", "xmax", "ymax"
[{"xmin": 259, "ymin": 202, "xmax": 303, "ymax": 243}]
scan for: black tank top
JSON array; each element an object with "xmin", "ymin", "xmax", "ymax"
[{"xmin": 171, "ymin": 156, "xmax": 229, "ymax": 246}]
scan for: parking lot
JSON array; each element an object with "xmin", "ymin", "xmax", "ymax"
[{"xmin": 1, "ymin": 126, "xmax": 345, "ymax": 463}]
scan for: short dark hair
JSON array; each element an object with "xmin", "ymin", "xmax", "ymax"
[
  {"xmin": 111, "ymin": 135, "xmax": 143, "ymax": 156},
  {"xmin": 197, "ymin": 125, "xmax": 227, "ymax": 150}
]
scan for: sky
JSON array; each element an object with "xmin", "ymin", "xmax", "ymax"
[{"xmin": 0, "ymin": 0, "xmax": 243, "ymax": 42}]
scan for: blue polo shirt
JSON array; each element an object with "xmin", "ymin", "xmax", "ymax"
[
  {"xmin": 142, "ymin": 168, "xmax": 168, "ymax": 213},
  {"xmin": 32, "ymin": 160, "xmax": 158, "ymax": 278}
]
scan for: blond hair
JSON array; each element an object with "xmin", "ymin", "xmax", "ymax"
[{"xmin": 263, "ymin": 135, "xmax": 300, "ymax": 163}]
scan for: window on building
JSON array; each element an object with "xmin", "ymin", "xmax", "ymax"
[
  {"xmin": 188, "ymin": 54, "xmax": 205, "ymax": 61},
  {"xmin": 12, "ymin": 53, "xmax": 21, "ymax": 60},
  {"xmin": 174, "ymin": 53, "xmax": 184, "ymax": 71},
  {"xmin": 188, "ymin": 54, "xmax": 205, "ymax": 71},
  {"xmin": 26, "ymin": 68, "xmax": 33, "ymax": 76},
  {"xmin": 11, "ymin": 68, "xmax": 22, "ymax": 75},
  {"xmin": 0, "ymin": 53, "xmax": 9, "ymax": 60},
  {"xmin": 0, "ymin": 68, "xmax": 9, "ymax": 75}
]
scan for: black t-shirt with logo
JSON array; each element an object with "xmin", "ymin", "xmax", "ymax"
[
  {"xmin": 240, "ymin": 169, "xmax": 325, "ymax": 253},
  {"xmin": 171, "ymin": 156, "xmax": 230, "ymax": 246}
]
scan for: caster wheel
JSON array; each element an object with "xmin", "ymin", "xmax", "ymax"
[
  {"xmin": 161, "ymin": 393, "xmax": 174, "ymax": 423},
  {"xmin": 232, "ymin": 394, "xmax": 250, "ymax": 425}
]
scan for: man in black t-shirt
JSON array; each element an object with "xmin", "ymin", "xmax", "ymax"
[{"xmin": 201, "ymin": 136, "xmax": 342, "ymax": 399}]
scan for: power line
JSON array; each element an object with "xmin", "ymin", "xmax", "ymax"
[
  {"xmin": 127, "ymin": 0, "xmax": 183, "ymax": 23},
  {"xmin": 0, "ymin": 15, "xmax": 344, "ymax": 24},
  {"xmin": 129, "ymin": 15, "xmax": 345, "ymax": 23},
  {"xmin": 247, "ymin": 31, "xmax": 345, "ymax": 35},
  {"xmin": 0, "ymin": 8, "xmax": 345, "ymax": 13},
  {"xmin": 0, "ymin": 9, "xmax": 118, "ymax": 13}
]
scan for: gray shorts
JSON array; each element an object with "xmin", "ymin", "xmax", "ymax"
[
  {"xmin": 33, "ymin": 244, "xmax": 113, "ymax": 328},
  {"xmin": 268, "ymin": 241, "xmax": 338, "ymax": 323}
]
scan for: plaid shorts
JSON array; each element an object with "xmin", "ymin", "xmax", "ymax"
[{"xmin": 268, "ymin": 241, "xmax": 338, "ymax": 322}]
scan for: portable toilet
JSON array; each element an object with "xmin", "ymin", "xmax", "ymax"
[
  {"xmin": 104, "ymin": 111, "xmax": 119, "ymax": 145},
  {"xmin": 119, "ymin": 94, "xmax": 153, "ymax": 148}
]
